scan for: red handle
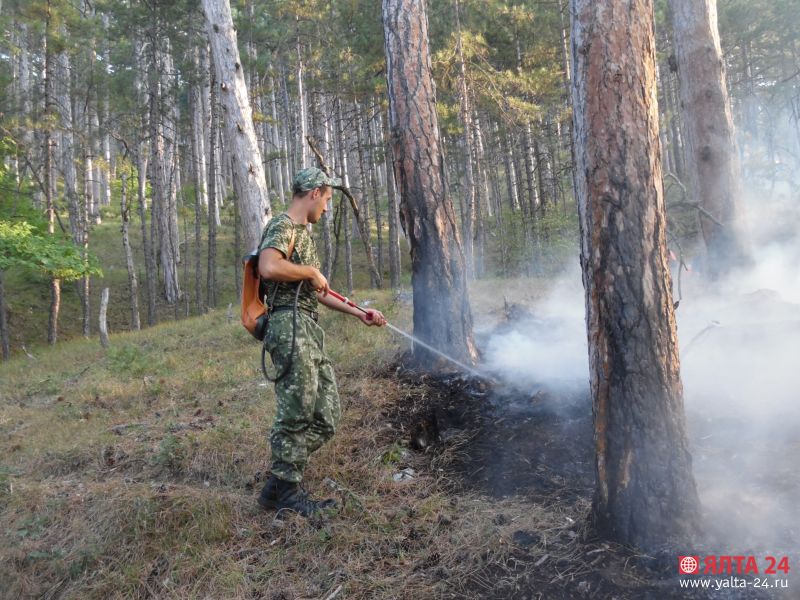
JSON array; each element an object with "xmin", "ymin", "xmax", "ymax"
[{"xmin": 328, "ymin": 289, "xmax": 372, "ymax": 319}]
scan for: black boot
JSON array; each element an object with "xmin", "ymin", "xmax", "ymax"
[{"xmin": 258, "ymin": 476, "xmax": 337, "ymax": 516}]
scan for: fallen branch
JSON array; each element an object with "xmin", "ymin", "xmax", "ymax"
[{"xmin": 322, "ymin": 584, "xmax": 343, "ymax": 600}]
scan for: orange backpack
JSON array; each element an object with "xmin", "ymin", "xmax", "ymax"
[{"xmin": 241, "ymin": 222, "xmax": 296, "ymax": 341}]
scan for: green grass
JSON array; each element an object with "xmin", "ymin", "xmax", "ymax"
[
  {"xmin": 0, "ymin": 185, "xmax": 587, "ymax": 597},
  {"xmin": 0, "ymin": 271, "xmax": 592, "ymax": 599}
]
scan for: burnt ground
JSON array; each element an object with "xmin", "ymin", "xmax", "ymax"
[{"xmin": 384, "ymin": 360, "xmax": 796, "ymax": 599}]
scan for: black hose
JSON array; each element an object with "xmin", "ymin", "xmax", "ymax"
[{"xmin": 261, "ymin": 281, "xmax": 303, "ymax": 383}]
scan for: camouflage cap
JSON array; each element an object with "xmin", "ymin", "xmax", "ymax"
[{"xmin": 292, "ymin": 167, "xmax": 342, "ymax": 192}]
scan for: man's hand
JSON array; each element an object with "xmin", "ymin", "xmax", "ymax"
[
  {"xmin": 308, "ymin": 268, "xmax": 329, "ymax": 296},
  {"xmin": 360, "ymin": 309, "xmax": 387, "ymax": 327}
]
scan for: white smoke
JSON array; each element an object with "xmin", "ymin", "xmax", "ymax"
[
  {"xmin": 481, "ymin": 185, "xmax": 800, "ymax": 550},
  {"xmin": 483, "ymin": 269, "xmax": 587, "ymax": 392}
]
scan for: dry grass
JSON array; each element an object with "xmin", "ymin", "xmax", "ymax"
[{"xmin": 0, "ymin": 286, "xmax": 595, "ymax": 600}]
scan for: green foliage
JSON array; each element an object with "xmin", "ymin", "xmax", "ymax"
[{"xmin": 0, "ymin": 141, "xmax": 101, "ymax": 281}]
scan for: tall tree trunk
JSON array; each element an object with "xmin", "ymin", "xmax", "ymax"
[
  {"xmin": 18, "ymin": 23, "xmax": 34, "ymax": 191},
  {"xmin": 321, "ymin": 97, "xmax": 335, "ymax": 279},
  {"xmin": 269, "ymin": 75, "xmax": 287, "ymax": 206},
  {"xmin": 137, "ymin": 151, "xmax": 156, "ymax": 326},
  {"xmin": 571, "ymin": 0, "xmax": 699, "ymax": 549},
  {"xmin": 344, "ymin": 198, "xmax": 353, "ymax": 295},
  {"xmin": 501, "ymin": 126, "xmax": 520, "ymax": 211},
  {"xmin": 334, "ymin": 98, "xmax": 382, "ymax": 286},
  {"xmin": 189, "ymin": 50, "xmax": 206, "ymax": 316},
  {"xmin": 194, "ymin": 47, "xmax": 210, "ymax": 208},
  {"xmin": 669, "ymin": 0, "xmax": 749, "ymax": 278},
  {"xmin": 56, "ymin": 42, "xmax": 81, "ymax": 248},
  {"xmin": 149, "ymin": 26, "xmax": 181, "ymax": 305},
  {"xmin": 354, "ymin": 104, "xmax": 380, "ymax": 288},
  {"xmin": 383, "ymin": 0, "xmax": 477, "ymax": 365},
  {"xmin": 661, "ymin": 63, "xmax": 685, "ymax": 180},
  {"xmin": 207, "ymin": 55, "xmax": 219, "ymax": 309},
  {"xmin": 455, "ymin": 0, "xmax": 476, "ymax": 279},
  {"xmin": 120, "ymin": 173, "xmax": 141, "ymax": 330},
  {"xmin": 203, "ymin": 0, "xmax": 272, "ymax": 252},
  {"xmin": 44, "ymin": 6, "xmax": 60, "ymax": 345},
  {"xmin": 368, "ymin": 106, "xmax": 385, "ymax": 281},
  {"xmin": 134, "ymin": 32, "xmax": 157, "ymax": 326},
  {"xmin": 296, "ymin": 32, "xmax": 309, "ymax": 168}
]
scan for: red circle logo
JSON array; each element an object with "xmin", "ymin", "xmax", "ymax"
[{"xmin": 679, "ymin": 556, "xmax": 699, "ymax": 574}]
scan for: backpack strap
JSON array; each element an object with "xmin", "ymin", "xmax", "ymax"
[
  {"xmin": 285, "ymin": 215, "xmax": 297, "ymax": 262},
  {"xmin": 263, "ymin": 215, "xmax": 299, "ymax": 309}
]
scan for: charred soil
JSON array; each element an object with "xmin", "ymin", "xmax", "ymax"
[{"xmin": 385, "ymin": 359, "xmax": 786, "ymax": 599}]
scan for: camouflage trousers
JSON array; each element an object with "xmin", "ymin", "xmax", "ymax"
[{"xmin": 264, "ymin": 310, "xmax": 341, "ymax": 483}]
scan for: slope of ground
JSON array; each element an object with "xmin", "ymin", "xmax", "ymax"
[{"xmin": 3, "ymin": 281, "xmax": 793, "ymax": 599}]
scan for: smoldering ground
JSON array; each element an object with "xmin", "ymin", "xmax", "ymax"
[{"xmin": 480, "ymin": 192, "xmax": 800, "ymax": 558}]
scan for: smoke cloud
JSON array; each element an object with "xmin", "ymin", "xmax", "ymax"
[{"xmin": 482, "ymin": 185, "xmax": 800, "ymax": 554}]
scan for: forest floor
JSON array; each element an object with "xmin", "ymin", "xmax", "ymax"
[{"xmin": 0, "ymin": 280, "xmax": 795, "ymax": 599}]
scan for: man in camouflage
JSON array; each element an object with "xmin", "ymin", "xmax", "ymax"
[{"xmin": 257, "ymin": 167, "xmax": 386, "ymax": 516}]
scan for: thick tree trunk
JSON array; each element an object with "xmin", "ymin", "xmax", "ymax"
[
  {"xmin": 669, "ymin": 0, "xmax": 749, "ymax": 278},
  {"xmin": 571, "ymin": 0, "xmax": 700, "ymax": 549},
  {"xmin": 383, "ymin": 0, "xmax": 477, "ymax": 365},
  {"xmin": 203, "ymin": 0, "xmax": 271, "ymax": 252}
]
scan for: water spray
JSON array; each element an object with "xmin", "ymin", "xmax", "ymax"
[{"xmin": 326, "ymin": 289, "xmax": 492, "ymax": 380}]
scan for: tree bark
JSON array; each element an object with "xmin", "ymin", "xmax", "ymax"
[
  {"xmin": 203, "ymin": 0, "xmax": 271, "ymax": 252},
  {"xmin": 668, "ymin": 0, "xmax": 749, "ymax": 278},
  {"xmin": 383, "ymin": 0, "xmax": 477, "ymax": 365},
  {"xmin": 99, "ymin": 287, "xmax": 110, "ymax": 348},
  {"xmin": 571, "ymin": 0, "xmax": 700, "ymax": 549}
]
